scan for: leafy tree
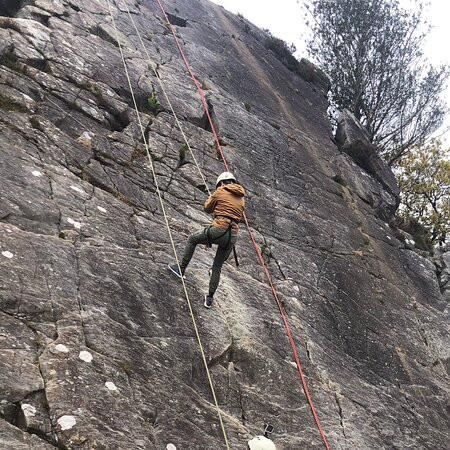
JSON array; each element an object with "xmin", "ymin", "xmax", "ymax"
[
  {"xmin": 305, "ymin": 0, "xmax": 449, "ymax": 165},
  {"xmin": 395, "ymin": 140, "xmax": 450, "ymax": 247}
]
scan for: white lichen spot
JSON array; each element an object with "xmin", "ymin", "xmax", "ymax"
[
  {"xmin": 70, "ymin": 185, "xmax": 84, "ymax": 194},
  {"xmin": 55, "ymin": 344, "xmax": 69, "ymax": 353},
  {"xmin": 166, "ymin": 444, "xmax": 177, "ymax": 450},
  {"xmin": 57, "ymin": 415, "xmax": 76, "ymax": 430},
  {"xmin": 105, "ymin": 381, "xmax": 117, "ymax": 391},
  {"xmin": 76, "ymin": 131, "xmax": 92, "ymax": 148},
  {"xmin": 79, "ymin": 350, "xmax": 93, "ymax": 363},
  {"xmin": 32, "ymin": 170, "xmax": 42, "ymax": 177},
  {"xmin": 97, "ymin": 206, "xmax": 107, "ymax": 213},
  {"xmin": 289, "ymin": 361, "xmax": 297, "ymax": 368},
  {"xmin": 67, "ymin": 218, "xmax": 81, "ymax": 229},
  {"xmin": 2, "ymin": 251, "xmax": 13, "ymax": 259},
  {"xmin": 21, "ymin": 404, "xmax": 36, "ymax": 416}
]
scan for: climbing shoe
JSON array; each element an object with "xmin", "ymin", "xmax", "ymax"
[
  {"xmin": 204, "ymin": 294, "xmax": 214, "ymax": 309},
  {"xmin": 168, "ymin": 262, "xmax": 185, "ymax": 279}
]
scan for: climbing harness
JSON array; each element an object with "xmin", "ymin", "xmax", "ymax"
[
  {"xmin": 206, "ymin": 215, "xmax": 240, "ymax": 266},
  {"xmin": 207, "ymin": 215, "xmax": 238, "ymax": 247},
  {"xmin": 218, "ymin": 216, "xmax": 240, "ymax": 267},
  {"xmin": 154, "ymin": 1, "xmax": 330, "ymax": 448},
  {"xmin": 105, "ymin": 1, "xmax": 230, "ymax": 449},
  {"xmin": 205, "ymin": 224, "xmax": 231, "ymax": 249}
]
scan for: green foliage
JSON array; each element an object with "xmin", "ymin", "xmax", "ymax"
[
  {"xmin": 200, "ymin": 78, "xmax": 211, "ymax": 90},
  {"xmin": 262, "ymin": 29, "xmax": 299, "ymax": 74},
  {"xmin": 118, "ymin": 360, "xmax": 131, "ymax": 374},
  {"xmin": 115, "ymin": 192, "xmax": 136, "ymax": 207},
  {"xmin": 305, "ymin": 0, "xmax": 449, "ymax": 164},
  {"xmin": 147, "ymin": 93, "xmax": 159, "ymax": 113},
  {"xmin": 0, "ymin": 52, "xmax": 22, "ymax": 72},
  {"xmin": 0, "ymin": 93, "xmax": 27, "ymax": 112},
  {"xmin": 395, "ymin": 140, "xmax": 450, "ymax": 246},
  {"xmin": 158, "ymin": 17, "xmax": 170, "ymax": 33},
  {"xmin": 131, "ymin": 144, "xmax": 147, "ymax": 161},
  {"xmin": 33, "ymin": 334, "xmax": 45, "ymax": 346},
  {"xmin": 179, "ymin": 144, "xmax": 187, "ymax": 164},
  {"xmin": 211, "ymin": 142, "xmax": 221, "ymax": 160},
  {"xmin": 332, "ymin": 174, "xmax": 347, "ymax": 187}
]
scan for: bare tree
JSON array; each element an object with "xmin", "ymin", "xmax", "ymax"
[{"xmin": 305, "ymin": 0, "xmax": 449, "ymax": 165}]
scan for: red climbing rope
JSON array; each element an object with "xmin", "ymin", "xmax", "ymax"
[{"xmin": 155, "ymin": 1, "xmax": 330, "ymax": 448}]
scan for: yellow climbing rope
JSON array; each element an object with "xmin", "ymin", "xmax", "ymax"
[
  {"xmin": 105, "ymin": 1, "xmax": 230, "ymax": 448},
  {"xmin": 123, "ymin": 3, "xmax": 211, "ymax": 196}
]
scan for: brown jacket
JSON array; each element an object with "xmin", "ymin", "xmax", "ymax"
[{"xmin": 204, "ymin": 183, "xmax": 245, "ymax": 232}]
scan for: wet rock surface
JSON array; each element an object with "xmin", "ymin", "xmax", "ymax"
[{"xmin": 0, "ymin": 1, "xmax": 448, "ymax": 449}]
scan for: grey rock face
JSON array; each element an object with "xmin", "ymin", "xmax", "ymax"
[
  {"xmin": 436, "ymin": 250, "xmax": 450, "ymax": 376},
  {"xmin": 0, "ymin": 1, "xmax": 448, "ymax": 449}
]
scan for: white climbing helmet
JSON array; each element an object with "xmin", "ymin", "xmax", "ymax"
[
  {"xmin": 247, "ymin": 436, "xmax": 276, "ymax": 450},
  {"xmin": 216, "ymin": 171, "xmax": 236, "ymax": 187}
]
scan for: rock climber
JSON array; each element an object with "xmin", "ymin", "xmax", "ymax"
[
  {"xmin": 247, "ymin": 435, "xmax": 276, "ymax": 450},
  {"xmin": 168, "ymin": 171, "xmax": 245, "ymax": 308}
]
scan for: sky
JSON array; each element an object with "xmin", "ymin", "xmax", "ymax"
[{"xmin": 210, "ymin": 0, "xmax": 450, "ymax": 146}]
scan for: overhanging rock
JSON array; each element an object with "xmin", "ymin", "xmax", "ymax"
[{"xmin": 335, "ymin": 109, "xmax": 400, "ymax": 216}]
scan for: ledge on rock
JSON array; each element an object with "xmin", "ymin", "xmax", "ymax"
[
  {"xmin": 16, "ymin": 6, "xmax": 51, "ymax": 26},
  {"xmin": 166, "ymin": 12, "xmax": 187, "ymax": 27},
  {"xmin": 297, "ymin": 58, "xmax": 330, "ymax": 95}
]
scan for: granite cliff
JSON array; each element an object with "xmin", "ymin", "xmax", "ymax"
[{"xmin": 0, "ymin": 0, "xmax": 449, "ymax": 449}]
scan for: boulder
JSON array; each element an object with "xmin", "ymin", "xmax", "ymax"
[
  {"xmin": 335, "ymin": 108, "xmax": 370, "ymax": 147},
  {"xmin": 335, "ymin": 109, "xmax": 400, "ymax": 206}
]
